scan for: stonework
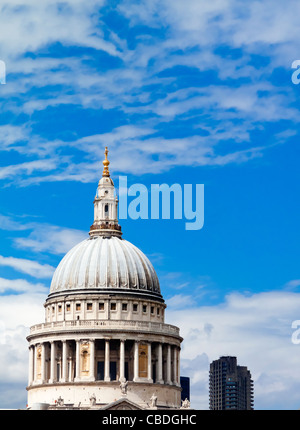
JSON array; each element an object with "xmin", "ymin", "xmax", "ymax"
[{"xmin": 26, "ymin": 148, "xmax": 184, "ymax": 410}]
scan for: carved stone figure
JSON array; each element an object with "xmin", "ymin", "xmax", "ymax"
[
  {"xmin": 57, "ymin": 396, "xmax": 64, "ymax": 406},
  {"xmin": 119, "ymin": 377, "xmax": 128, "ymax": 395},
  {"xmin": 150, "ymin": 393, "xmax": 157, "ymax": 408},
  {"xmin": 90, "ymin": 393, "xmax": 96, "ymax": 406},
  {"xmin": 181, "ymin": 398, "xmax": 190, "ymax": 409}
]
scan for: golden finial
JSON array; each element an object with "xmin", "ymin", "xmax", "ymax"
[{"xmin": 102, "ymin": 146, "xmax": 110, "ymax": 177}]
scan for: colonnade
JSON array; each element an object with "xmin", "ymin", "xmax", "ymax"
[{"xmin": 28, "ymin": 338, "xmax": 180, "ymax": 388}]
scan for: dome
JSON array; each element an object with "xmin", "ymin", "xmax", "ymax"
[{"xmin": 49, "ymin": 236, "xmax": 162, "ymax": 300}]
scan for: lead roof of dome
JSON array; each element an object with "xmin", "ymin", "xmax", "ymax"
[{"xmin": 49, "ymin": 236, "xmax": 162, "ymax": 301}]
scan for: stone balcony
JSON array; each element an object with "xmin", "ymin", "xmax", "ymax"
[{"xmin": 29, "ymin": 319, "xmax": 181, "ymax": 338}]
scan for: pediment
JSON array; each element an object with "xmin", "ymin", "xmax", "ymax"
[{"xmin": 101, "ymin": 398, "xmax": 143, "ymax": 410}]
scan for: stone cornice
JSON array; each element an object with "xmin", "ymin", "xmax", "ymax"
[{"xmin": 27, "ymin": 319, "xmax": 182, "ymax": 344}]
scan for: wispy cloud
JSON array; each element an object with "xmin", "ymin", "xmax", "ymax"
[
  {"xmin": 0, "ymin": 1, "xmax": 118, "ymax": 59},
  {"xmin": 0, "ymin": 277, "xmax": 47, "ymax": 295},
  {"xmin": 0, "ymin": 214, "xmax": 87, "ymax": 255},
  {"xmin": 14, "ymin": 225, "xmax": 87, "ymax": 255},
  {"xmin": 0, "ymin": 0, "xmax": 298, "ymax": 186},
  {"xmin": 284, "ymin": 279, "xmax": 300, "ymax": 291},
  {"xmin": 0, "ymin": 255, "xmax": 55, "ymax": 279}
]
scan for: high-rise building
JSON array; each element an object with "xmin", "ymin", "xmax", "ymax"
[
  {"xmin": 180, "ymin": 376, "xmax": 190, "ymax": 402},
  {"xmin": 209, "ymin": 356, "xmax": 254, "ymax": 410},
  {"xmin": 26, "ymin": 148, "xmax": 185, "ymax": 410}
]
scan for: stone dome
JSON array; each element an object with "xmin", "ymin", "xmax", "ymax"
[{"xmin": 49, "ymin": 236, "xmax": 162, "ymax": 300}]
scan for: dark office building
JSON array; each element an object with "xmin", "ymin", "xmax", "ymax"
[
  {"xmin": 209, "ymin": 356, "xmax": 254, "ymax": 410},
  {"xmin": 180, "ymin": 376, "xmax": 190, "ymax": 402}
]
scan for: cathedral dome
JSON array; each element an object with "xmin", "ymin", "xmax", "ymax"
[
  {"xmin": 48, "ymin": 147, "xmax": 162, "ymax": 302},
  {"xmin": 49, "ymin": 235, "xmax": 162, "ymax": 300}
]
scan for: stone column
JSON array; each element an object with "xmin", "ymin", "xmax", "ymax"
[
  {"xmin": 61, "ymin": 340, "xmax": 67, "ymax": 382},
  {"xmin": 49, "ymin": 341, "xmax": 56, "ymax": 383},
  {"xmin": 147, "ymin": 343, "xmax": 152, "ymax": 382},
  {"xmin": 166, "ymin": 344, "xmax": 172, "ymax": 385},
  {"xmin": 89, "ymin": 339, "xmax": 95, "ymax": 381},
  {"xmin": 177, "ymin": 347, "xmax": 181, "ymax": 385},
  {"xmin": 133, "ymin": 341, "xmax": 139, "ymax": 381},
  {"xmin": 34, "ymin": 345, "xmax": 39, "ymax": 382},
  {"xmin": 119, "ymin": 339, "xmax": 125, "ymax": 380},
  {"xmin": 41, "ymin": 343, "xmax": 46, "ymax": 383},
  {"xmin": 28, "ymin": 345, "xmax": 34, "ymax": 386},
  {"xmin": 173, "ymin": 347, "xmax": 178, "ymax": 385},
  {"xmin": 104, "ymin": 339, "xmax": 110, "ymax": 381},
  {"xmin": 157, "ymin": 343, "xmax": 163, "ymax": 384},
  {"xmin": 75, "ymin": 340, "xmax": 80, "ymax": 381},
  {"xmin": 68, "ymin": 356, "xmax": 73, "ymax": 382}
]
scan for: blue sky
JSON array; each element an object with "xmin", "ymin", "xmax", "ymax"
[{"xmin": 0, "ymin": 0, "xmax": 300, "ymax": 410}]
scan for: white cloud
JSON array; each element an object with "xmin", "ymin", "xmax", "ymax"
[
  {"xmin": 0, "ymin": 291, "xmax": 45, "ymax": 331},
  {"xmin": 0, "ymin": 0, "xmax": 118, "ymax": 60},
  {"xmin": 166, "ymin": 290, "xmax": 300, "ymax": 410},
  {"xmin": 284, "ymin": 280, "xmax": 300, "ymax": 290},
  {"xmin": 0, "ymin": 214, "xmax": 87, "ymax": 255},
  {"xmin": 0, "ymin": 277, "xmax": 47, "ymax": 295},
  {"xmin": 0, "ymin": 214, "xmax": 33, "ymax": 231},
  {"xmin": 0, "ymin": 124, "xmax": 29, "ymax": 150},
  {"xmin": 0, "ymin": 255, "xmax": 55, "ymax": 278},
  {"xmin": 14, "ymin": 225, "xmax": 87, "ymax": 255},
  {"xmin": 166, "ymin": 294, "xmax": 195, "ymax": 310},
  {"xmin": 120, "ymin": 0, "xmax": 300, "ymax": 58},
  {"xmin": 0, "ymin": 291, "xmax": 46, "ymax": 408},
  {"xmin": 0, "ymin": 325, "xmax": 30, "ymax": 377},
  {"xmin": 0, "ymin": 159, "xmax": 60, "ymax": 181}
]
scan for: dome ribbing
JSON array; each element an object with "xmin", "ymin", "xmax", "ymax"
[{"xmin": 49, "ymin": 236, "xmax": 161, "ymax": 300}]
